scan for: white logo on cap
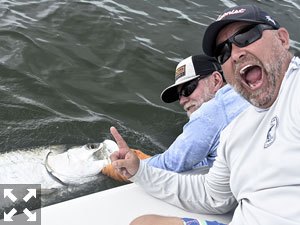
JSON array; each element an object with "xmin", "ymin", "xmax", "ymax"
[
  {"xmin": 265, "ymin": 16, "xmax": 276, "ymax": 25},
  {"xmin": 217, "ymin": 9, "xmax": 246, "ymax": 21}
]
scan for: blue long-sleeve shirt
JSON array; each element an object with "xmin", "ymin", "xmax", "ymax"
[{"xmin": 143, "ymin": 84, "xmax": 249, "ymax": 172}]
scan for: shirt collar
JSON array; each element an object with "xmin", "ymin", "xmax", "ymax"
[{"xmin": 286, "ymin": 56, "xmax": 300, "ymax": 77}]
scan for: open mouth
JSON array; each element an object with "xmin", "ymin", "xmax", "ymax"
[{"xmin": 239, "ymin": 64, "xmax": 264, "ymax": 90}]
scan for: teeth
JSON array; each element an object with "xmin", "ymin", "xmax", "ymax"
[
  {"xmin": 240, "ymin": 64, "xmax": 253, "ymax": 75},
  {"xmin": 249, "ymin": 83, "xmax": 254, "ymax": 88}
]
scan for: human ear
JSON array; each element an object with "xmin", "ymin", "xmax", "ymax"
[
  {"xmin": 211, "ymin": 71, "xmax": 224, "ymax": 93},
  {"xmin": 277, "ymin": 28, "xmax": 290, "ymax": 50}
]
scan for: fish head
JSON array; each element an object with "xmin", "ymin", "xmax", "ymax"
[{"xmin": 45, "ymin": 139, "xmax": 119, "ymax": 185}]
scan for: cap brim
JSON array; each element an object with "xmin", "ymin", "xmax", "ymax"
[
  {"xmin": 160, "ymin": 75, "xmax": 199, "ymax": 103},
  {"xmin": 202, "ymin": 19, "xmax": 261, "ymax": 56}
]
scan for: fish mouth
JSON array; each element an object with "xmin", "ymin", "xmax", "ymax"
[
  {"xmin": 45, "ymin": 151, "xmax": 68, "ymax": 186},
  {"xmin": 239, "ymin": 64, "xmax": 264, "ymax": 91}
]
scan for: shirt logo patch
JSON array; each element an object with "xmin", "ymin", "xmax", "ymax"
[
  {"xmin": 175, "ymin": 65, "xmax": 185, "ymax": 81},
  {"xmin": 264, "ymin": 116, "xmax": 279, "ymax": 148}
]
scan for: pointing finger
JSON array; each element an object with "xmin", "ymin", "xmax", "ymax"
[{"xmin": 110, "ymin": 126, "xmax": 130, "ymax": 158}]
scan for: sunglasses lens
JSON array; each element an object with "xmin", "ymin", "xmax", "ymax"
[
  {"xmin": 179, "ymin": 79, "xmax": 199, "ymax": 98},
  {"xmin": 215, "ymin": 42, "xmax": 231, "ymax": 64},
  {"xmin": 234, "ymin": 25, "xmax": 261, "ymax": 47}
]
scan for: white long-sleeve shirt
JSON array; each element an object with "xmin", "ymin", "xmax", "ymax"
[{"xmin": 130, "ymin": 57, "xmax": 300, "ymax": 225}]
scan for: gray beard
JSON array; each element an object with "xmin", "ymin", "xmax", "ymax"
[{"xmin": 232, "ymin": 50, "xmax": 283, "ymax": 108}]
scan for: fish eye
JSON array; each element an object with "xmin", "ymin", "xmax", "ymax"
[{"xmin": 87, "ymin": 143, "xmax": 98, "ymax": 149}]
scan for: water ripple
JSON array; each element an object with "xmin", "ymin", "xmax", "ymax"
[
  {"xmin": 219, "ymin": 0, "xmax": 238, "ymax": 8},
  {"xmin": 290, "ymin": 39, "xmax": 300, "ymax": 53},
  {"xmin": 158, "ymin": 6, "xmax": 207, "ymax": 27},
  {"xmin": 135, "ymin": 92, "xmax": 184, "ymax": 115},
  {"xmin": 283, "ymin": 0, "xmax": 300, "ymax": 10}
]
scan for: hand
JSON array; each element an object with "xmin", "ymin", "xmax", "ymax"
[
  {"xmin": 102, "ymin": 149, "xmax": 151, "ymax": 182},
  {"xmin": 110, "ymin": 127, "xmax": 140, "ymax": 178}
]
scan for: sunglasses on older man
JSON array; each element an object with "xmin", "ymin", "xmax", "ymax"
[
  {"xmin": 214, "ymin": 24, "xmax": 276, "ymax": 64},
  {"xmin": 178, "ymin": 77, "xmax": 201, "ymax": 99}
]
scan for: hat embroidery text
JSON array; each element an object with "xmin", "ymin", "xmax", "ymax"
[
  {"xmin": 175, "ymin": 65, "xmax": 186, "ymax": 81},
  {"xmin": 217, "ymin": 9, "xmax": 246, "ymax": 21},
  {"xmin": 265, "ymin": 16, "xmax": 276, "ymax": 25}
]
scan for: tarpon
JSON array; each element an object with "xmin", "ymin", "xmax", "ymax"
[{"xmin": 0, "ymin": 140, "xmax": 119, "ymax": 190}]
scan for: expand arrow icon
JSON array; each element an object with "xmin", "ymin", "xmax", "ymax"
[
  {"xmin": 23, "ymin": 208, "xmax": 36, "ymax": 221},
  {"xmin": 23, "ymin": 189, "xmax": 36, "ymax": 202},
  {"xmin": 4, "ymin": 189, "xmax": 17, "ymax": 202},
  {"xmin": 4, "ymin": 208, "xmax": 17, "ymax": 221}
]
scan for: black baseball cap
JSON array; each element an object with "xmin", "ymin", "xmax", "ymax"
[
  {"xmin": 202, "ymin": 4, "xmax": 280, "ymax": 57},
  {"xmin": 161, "ymin": 55, "xmax": 222, "ymax": 103}
]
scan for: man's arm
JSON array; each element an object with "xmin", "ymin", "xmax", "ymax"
[
  {"xmin": 110, "ymin": 126, "xmax": 237, "ymax": 214},
  {"xmin": 144, "ymin": 99, "xmax": 225, "ymax": 172},
  {"xmin": 131, "ymin": 155, "xmax": 237, "ymax": 215}
]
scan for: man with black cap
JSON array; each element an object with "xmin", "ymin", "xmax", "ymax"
[
  {"xmin": 102, "ymin": 54, "xmax": 248, "ymax": 181},
  {"xmin": 109, "ymin": 4, "xmax": 300, "ymax": 225}
]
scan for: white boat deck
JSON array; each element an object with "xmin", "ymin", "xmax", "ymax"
[{"xmin": 38, "ymin": 183, "xmax": 233, "ymax": 225}]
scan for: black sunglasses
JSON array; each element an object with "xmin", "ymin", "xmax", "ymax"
[
  {"xmin": 178, "ymin": 77, "xmax": 201, "ymax": 99},
  {"xmin": 214, "ymin": 24, "xmax": 276, "ymax": 64}
]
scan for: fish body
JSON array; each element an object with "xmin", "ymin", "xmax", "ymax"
[{"xmin": 0, "ymin": 140, "xmax": 118, "ymax": 190}]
